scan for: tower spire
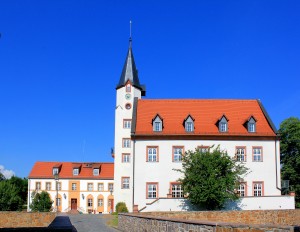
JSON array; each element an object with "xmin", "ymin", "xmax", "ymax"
[{"xmin": 129, "ymin": 20, "xmax": 132, "ymax": 47}]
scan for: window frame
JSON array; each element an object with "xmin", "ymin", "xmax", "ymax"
[
  {"xmin": 170, "ymin": 182, "xmax": 184, "ymax": 198},
  {"xmin": 52, "ymin": 168, "xmax": 59, "ymax": 175},
  {"xmin": 72, "ymin": 183, "xmax": 77, "ymax": 191},
  {"xmin": 98, "ymin": 183, "xmax": 104, "ymax": 191},
  {"xmin": 252, "ymin": 146, "xmax": 263, "ymax": 162},
  {"xmin": 46, "ymin": 182, "xmax": 51, "ymax": 191},
  {"xmin": 122, "ymin": 153, "xmax": 130, "ymax": 163},
  {"xmin": 253, "ymin": 181, "xmax": 264, "ymax": 196},
  {"xmin": 35, "ymin": 182, "xmax": 41, "ymax": 191},
  {"xmin": 237, "ymin": 182, "xmax": 247, "ymax": 197},
  {"xmin": 172, "ymin": 146, "xmax": 184, "ymax": 162},
  {"xmin": 236, "ymin": 146, "xmax": 246, "ymax": 162},
  {"xmin": 56, "ymin": 182, "xmax": 61, "ymax": 191},
  {"xmin": 146, "ymin": 146, "xmax": 159, "ymax": 162},
  {"xmin": 121, "ymin": 177, "xmax": 130, "ymax": 189},
  {"xmin": 98, "ymin": 198, "xmax": 103, "ymax": 207},
  {"xmin": 122, "ymin": 138, "xmax": 131, "ymax": 148},
  {"xmin": 87, "ymin": 183, "xmax": 93, "ymax": 191},
  {"xmin": 146, "ymin": 182, "xmax": 158, "ymax": 199},
  {"xmin": 108, "ymin": 183, "xmax": 114, "ymax": 192},
  {"xmin": 152, "ymin": 115, "xmax": 163, "ymax": 132},
  {"xmin": 123, "ymin": 119, "xmax": 132, "ymax": 129},
  {"xmin": 87, "ymin": 198, "xmax": 93, "ymax": 207},
  {"xmin": 126, "ymin": 83, "xmax": 131, "ymax": 92},
  {"xmin": 73, "ymin": 168, "xmax": 79, "ymax": 176},
  {"xmin": 93, "ymin": 168, "xmax": 99, "ymax": 176}
]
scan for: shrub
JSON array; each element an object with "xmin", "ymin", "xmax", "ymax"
[{"xmin": 115, "ymin": 202, "xmax": 128, "ymax": 213}]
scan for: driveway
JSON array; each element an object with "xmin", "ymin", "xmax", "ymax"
[{"xmin": 69, "ymin": 214, "xmax": 118, "ymax": 232}]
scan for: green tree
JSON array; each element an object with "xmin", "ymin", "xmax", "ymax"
[
  {"xmin": 30, "ymin": 191, "xmax": 53, "ymax": 212},
  {"xmin": 176, "ymin": 146, "xmax": 248, "ymax": 210},
  {"xmin": 0, "ymin": 172, "xmax": 5, "ymax": 181},
  {"xmin": 7, "ymin": 176, "xmax": 28, "ymax": 207},
  {"xmin": 115, "ymin": 202, "xmax": 128, "ymax": 213},
  {"xmin": 0, "ymin": 181, "xmax": 23, "ymax": 211},
  {"xmin": 279, "ymin": 117, "xmax": 300, "ymax": 207}
]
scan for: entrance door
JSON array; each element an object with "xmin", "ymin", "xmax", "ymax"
[
  {"xmin": 108, "ymin": 199, "xmax": 114, "ymax": 213},
  {"xmin": 71, "ymin": 198, "xmax": 77, "ymax": 210}
]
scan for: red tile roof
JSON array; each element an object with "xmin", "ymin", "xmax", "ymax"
[
  {"xmin": 29, "ymin": 162, "xmax": 114, "ymax": 179},
  {"xmin": 134, "ymin": 99, "xmax": 276, "ymax": 136}
]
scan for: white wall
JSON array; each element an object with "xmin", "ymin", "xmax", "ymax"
[{"xmin": 133, "ymin": 139, "xmax": 282, "ymax": 211}]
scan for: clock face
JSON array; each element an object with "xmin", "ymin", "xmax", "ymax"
[{"xmin": 125, "ymin": 93, "xmax": 131, "ymax": 100}]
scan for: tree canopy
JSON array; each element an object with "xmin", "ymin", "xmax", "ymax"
[
  {"xmin": 177, "ymin": 146, "xmax": 247, "ymax": 210},
  {"xmin": 0, "ymin": 181, "xmax": 23, "ymax": 211},
  {"xmin": 279, "ymin": 117, "xmax": 300, "ymax": 207},
  {"xmin": 30, "ymin": 191, "xmax": 53, "ymax": 212}
]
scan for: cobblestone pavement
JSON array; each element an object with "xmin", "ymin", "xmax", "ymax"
[{"xmin": 68, "ymin": 214, "xmax": 118, "ymax": 232}]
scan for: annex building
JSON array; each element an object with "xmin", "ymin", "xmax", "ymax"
[{"xmin": 28, "ymin": 38, "xmax": 295, "ymax": 213}]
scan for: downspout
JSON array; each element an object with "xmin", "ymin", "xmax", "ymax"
[
  {"xmin": 275, "ymin": 136, "xmax": 281, "ymax": 191},
  {"xmin": 132, "ymin": 138, "xmax": 136, "ymax": 211}
]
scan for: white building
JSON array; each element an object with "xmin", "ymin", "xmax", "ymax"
[
  {"xmin": 113, "ymin": 38, "xmax": 295, "ymax": 212},
  {"xmin": 28, "ymin": 162, "xmax": 114, "ymax": 214}
]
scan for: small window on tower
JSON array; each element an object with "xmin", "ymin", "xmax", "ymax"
[
  {"xmin": 125, "ymin": 103, "xmax": 131, "ymax": 110},
  {"xmin": 126, "ymin": 83, "xmax": 131, "ymax": 92}
]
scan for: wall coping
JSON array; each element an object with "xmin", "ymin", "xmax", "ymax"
[{"xmin": 119, "ymin": 213, "xmax": 297, "ymax": 230}]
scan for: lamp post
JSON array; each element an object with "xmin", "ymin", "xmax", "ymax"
[{"xmin": 54, "ymin": 173, "xmax": 59, "ymax": 212}]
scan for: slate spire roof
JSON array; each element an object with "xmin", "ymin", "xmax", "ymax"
[{"xmin": 116, "ymin": 38, "xmax": 146, "ymax": 96}]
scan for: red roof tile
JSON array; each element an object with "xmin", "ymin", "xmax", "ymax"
[
  {"xmin": 29, "ymin": 162, "xmax": 114, "ymax": 179},
  {"xmin": 135, "ymin": 99, "xmax": 276, "ymax": 136}
]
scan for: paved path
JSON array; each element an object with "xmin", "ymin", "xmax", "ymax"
[{"xmin": 68, "ymin": 214, "xmax": 118, "ymax": 232}]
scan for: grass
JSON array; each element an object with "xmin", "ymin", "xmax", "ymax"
[{"xmin": 106, "ymin": 214, "xmax": 118, "ymax": 228}]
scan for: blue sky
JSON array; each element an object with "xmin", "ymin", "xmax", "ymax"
[{"xmin": 0, "ymin": 1, "xmax": 299, "ymax": 178}]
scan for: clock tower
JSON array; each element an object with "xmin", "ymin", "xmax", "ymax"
[{"xmin": 114, "ymin": 38, "xmax": 146, "ymax": 211}]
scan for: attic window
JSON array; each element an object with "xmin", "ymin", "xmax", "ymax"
[
  {"xmin": 152, "ymin": 114, "xmax": 163, "ymax": 132},
  {"xmin": 247, "ymin": 117, "xmax": 256, "ymax": 133},
  {"xmin": 93, "ymin": 168, "xmax": 99, "ymax": 176},
  {"xmin": 218, "ymin": 115, "xmax": 228, "ymax": 132},
  {"xmin": 53, "ymin": 168, "xmax": 59, "ymax": 175},
  {"xmin": 184, "ymin": 115, "xmax": 194, "ymax": 132},
  {"xmin": 73, "ymin": 168, "xmax": 79, "ymax": 176}
]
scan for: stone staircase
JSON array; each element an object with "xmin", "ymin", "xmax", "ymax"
[{"xmin": 68, "ymin": 209, "xmax": 80, "ymax": 214}]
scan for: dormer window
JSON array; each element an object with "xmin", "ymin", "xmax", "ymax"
[
  {"xmin": 152, "ymin": 114, "xmax": 163, "ymax": 132},
  {"xmin": 218, "ymin": 115, "xmax": 228, "ymax": 132},
  {"xmin": 184, "ymin": 115, "xmax": 195, "ymax": 132},
  {"xmin": 93, "ymin": 168, "xmax": 99, "ymax": 176},
  {"xmin": 73, "ymin": 168, "xmax": 79, "ymax": 176},
  {"xmin": 247, "ymin": 116, "xmax": 257, "ymax": 133},
  {"xmin": 53, "ymin": 168, "xmax": 59, "ymax": 175}
]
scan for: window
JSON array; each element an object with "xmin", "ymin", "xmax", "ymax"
[
  {"xmin": 152, "ymin": 115, "xmax": 163, "ymax": 132},
  {"xmin": 87, "ymin": 198, "xmax": 93, "ymax": 207},
  {"xmin": 53, "ymin": 168, "xmax": 59, "ymax": 175},
  {"xmin": 56, "ymin": 197, "xmax": 61, "ymax": 206},
  {"xmin": 186, "ymin": 122, "xmax": 193, "ymax": 132},
  {"xmin": 72, "ymin": 183, "xmax": 77, "ymax": 191},
  {"xmin": 198, "ymin": 146, "xmax": 209, "ymax": 153},
  {"xmin": 93, "ymin": 168, "xmax": 99, "ymax": 176},
  {"xmin": 173, "ymin": 146, "xmax": 184, "ymax": 162},
  {"xmin": 35, "ymin": 182, "xmax": 41, "ymax": 191},
  {"xmin": 122, "ymin": 153, "xmax": 130, "ymax": 163},
  {"xmin": 247, "ymin": 117, "xmax": 256, "ymax": 133},
  {"xmin": 253, "ymin": 147, "xmax": 262, "ymax": 162},
  {"xmin": 123, "ymin": 138, "xmax": 131, "ymax": 148},
  {"xmin": 253, "ymin": 182, "xmax": 263, "ymax": 196},
  {"xmin": 73, "ymin": 168, "xmax": 79, "ymax": 176},
  {"xmin": 123, "ymin": 119, "xmax": 131, "ymax": 129},
  {"xmin": 87, "ymin": 183, "xmax": 93, "ymax": 191},
  {"xmin": 98, "ymin": 183, "xmax": 104, "ymax": 191},
  {"xmin": 108, "ymin": 183, "xmax": 114, "ymax": 192},
  {"xmin": 236, "ymin": 147, "xmax": 246, "ymax": 161},
  {"xmin": 126, "ymin": 83, "xmax": 131, "ymax": 92},
  {"xmin": 98, "ymin": 199, "xmax": 103, "ymax": 207},
  {"xmin": 155, "ymin": 122, "xmax": 161, "ymax": 132},
  {"xmin": 147, "ymin": 147, "xmax": 158, "ymax": 162},
  {"xmin": 237, "ymin": 183, "xmax": 246, "ymax": 197},
  {"xmin": 147, "ymin": 183, "xmax": 158, "ymax": 199},
  {"xmin": 171, "ymin": 183, "xmax": 184, "ymax": 198},
  {"xmin": 56, "ymin": 182, "xmax": 61, "ymax": 191},
  {"xmin": 46, "ymin": 182, "xmax": 51, "ymax": 191},
  {"xmin": 122, "ymin": 177, "xmax": 130, "ymax": 189},
  {"xmin": 218, "ymin": 116, "xmax": 228, "ymax": 132}
]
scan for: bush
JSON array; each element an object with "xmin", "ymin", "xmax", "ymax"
[{"xmin": 115, "ymin": 202, "xmax": 128, "ymax": 213}]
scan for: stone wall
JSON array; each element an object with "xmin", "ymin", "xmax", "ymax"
[
  {"xmin": 118, "ymin": 210, "xmax": 300, "ymax": 232},
  {"xmin": 142, "ymin": 210, "xmax": 300, "ymax": 226},
  {"xmin": 0, "ymin": 212, "xmax": 56, "ymax": 228}
]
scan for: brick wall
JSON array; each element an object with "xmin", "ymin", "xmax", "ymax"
[
  {"xmin": 143, "ymin": 210, "xmax": 300, "ymax": 226},
  {"xmin": 0, "ymin": 212, "xmax": 56, "ymax": 228},
  {"xmin": 118, "ymin": 210, "xmax": 300, "ymax": 232}
]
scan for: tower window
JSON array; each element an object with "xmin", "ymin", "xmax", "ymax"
[
  {"xmin": 125, "ymin": 103, "xmax": 131, "ymax": 110},
  {"xmin": 126, "ymin": 83, "xmax": 131, "ymax": 92}
]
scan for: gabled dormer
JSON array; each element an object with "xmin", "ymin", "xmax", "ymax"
[
  {"xmin": 152, "ymin": 114, "xmax": 163, "ymax": 132},
  {"xmin": 217, "ymin": 115, "xmax": 229, "ymax": 132},
  {"xmin": 52, "ymin": 163, "xmax": 62, "ymax": 176},
  {"xmin": 93, "ymin": 164, "xmax": 101, "ymax": 176},
  {"xmin": 72, "ymin": 164, "xmax": 82, "ymax": 176},
  {"xmin": 245, "ymin": 116, "xmax": 257, "ymax": 133},
  {"xmin": 183, "ymin": 115, "xmax": 195, "ymax": 132}
]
